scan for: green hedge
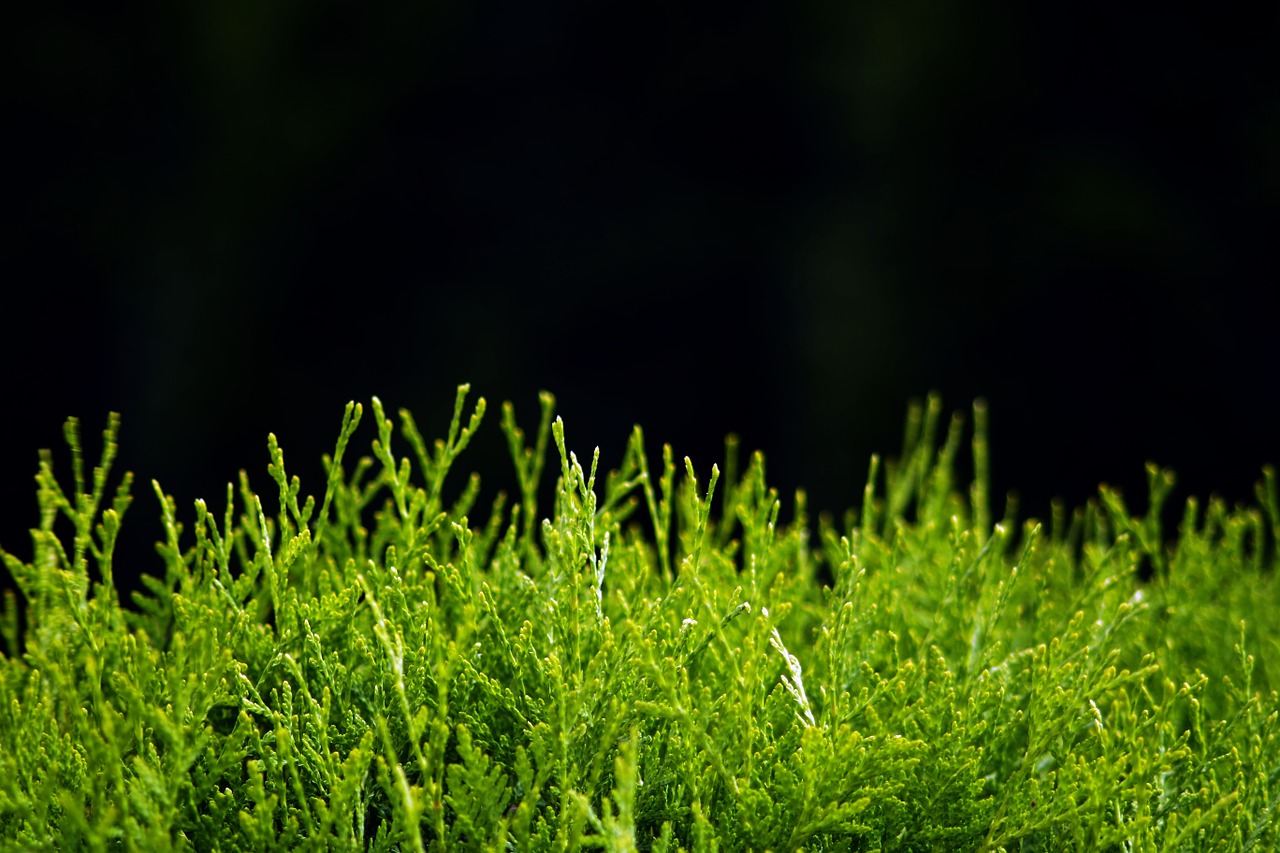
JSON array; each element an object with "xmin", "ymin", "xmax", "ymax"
[{"xmin": 2, "ymin": 387, "xmax": 1277, "ymax": 851}]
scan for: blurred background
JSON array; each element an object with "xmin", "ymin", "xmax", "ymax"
[{"xmin": 4, "ymin": 2, "xmax": 1277, "ymax": 599}]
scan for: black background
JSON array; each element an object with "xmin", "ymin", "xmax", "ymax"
[{"xmin": 4, "ymin": 2, "xmax": 1277, "ymax": 602}]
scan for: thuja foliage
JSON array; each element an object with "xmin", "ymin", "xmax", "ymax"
[{"xmin": 2, "ymin": 387, "xmax": 1278, "ymax": 852}]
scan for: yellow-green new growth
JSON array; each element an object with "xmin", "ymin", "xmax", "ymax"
[{"xmin": 0, "ymin": 387, "xmax": 1277, "ymax": 851}]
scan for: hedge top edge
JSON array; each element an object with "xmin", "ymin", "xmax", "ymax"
[{"xmin": 1, "ymin": 385, "xmax": 1278, "ymax": 852}]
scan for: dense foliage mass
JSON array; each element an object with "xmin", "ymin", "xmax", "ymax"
[{"xmin": 1, "ymin": 387, "xmax": 1277, "ymax": 851}]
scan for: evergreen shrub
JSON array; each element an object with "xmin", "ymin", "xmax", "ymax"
[{"xmin": 2, "ymin": 386, "xmax": 1277, "ymax": 851}]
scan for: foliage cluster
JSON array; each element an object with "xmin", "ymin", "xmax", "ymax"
[{"xmin": 1, "ymin": 387, "xmax": 1278, "ymax": 851}]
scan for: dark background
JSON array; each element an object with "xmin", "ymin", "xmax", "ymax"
[{"xmin": 4, "ymin": 2, "xmax": 1277, "ymax": 601}]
